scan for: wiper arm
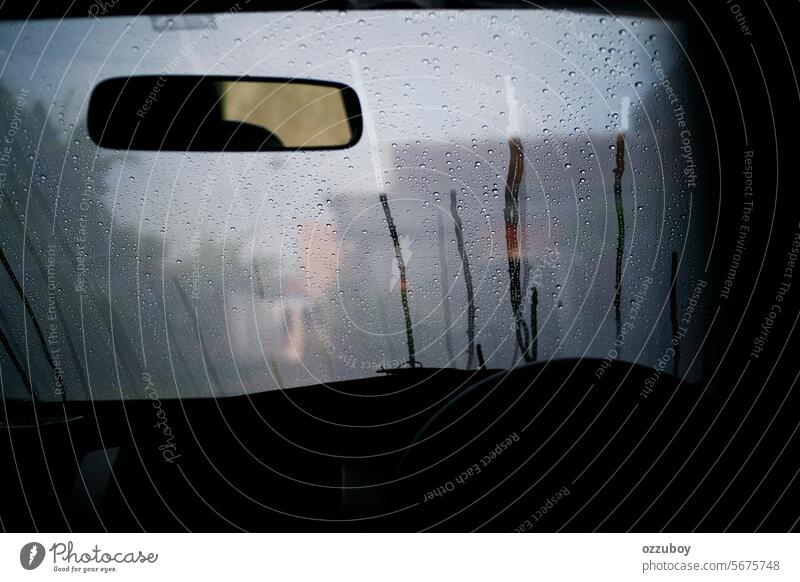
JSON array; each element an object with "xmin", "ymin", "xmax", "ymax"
[
  {"xmin": 0, "ymin": 245, "xmax": 60, "ymax": 401},
  {"xmin": 0, "ymin": 315, "xmax": 35, "ymax": 400}
]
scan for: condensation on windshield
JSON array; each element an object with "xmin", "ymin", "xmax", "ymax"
[{"xmin": 0, "ymin": 10, "xmax": 709, "ymax": 400}]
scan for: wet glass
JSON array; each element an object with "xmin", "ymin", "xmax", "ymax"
[{"xmin": 0, "ymin": 10, "xmax": 708, "ymax": 400}]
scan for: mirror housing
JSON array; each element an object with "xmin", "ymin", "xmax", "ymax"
[{"xmin": 88, "ymin": 75, "xmax": 363, "ymax": 151}]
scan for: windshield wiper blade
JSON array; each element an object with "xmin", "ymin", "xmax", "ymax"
[
  {"xmin": 0, "ymin": 320, "xmax": 35, "ymax": 400},
  {"xmin": 0, "ymin": 245, "xmax": 61, "ymax": 401}
]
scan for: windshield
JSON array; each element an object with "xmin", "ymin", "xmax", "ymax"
[{"xmin": 0, "ymin": 9, "xmax": 708, "ymax": 400}]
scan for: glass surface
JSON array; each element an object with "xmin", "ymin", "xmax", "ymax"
[
  {"xmin": 218, "ymin": 80, "xmax": 354, "ymax": 148},
  {"xmin": 0, "ymin": 10, "xmax": 709, "ymax": 400}
]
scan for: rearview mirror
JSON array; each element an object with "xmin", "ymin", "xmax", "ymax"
[{"xmin": 88, "ymin": 76, "xmax": 363, "ymax": 151}]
